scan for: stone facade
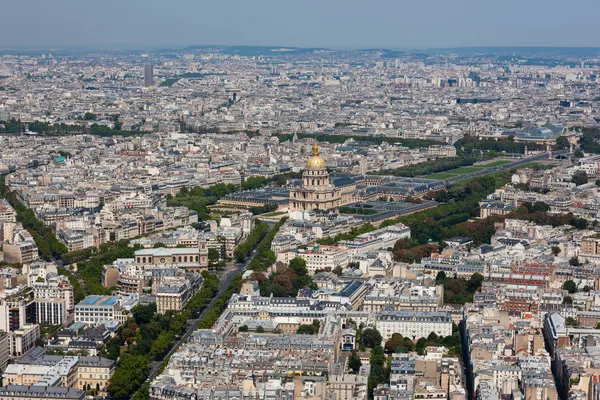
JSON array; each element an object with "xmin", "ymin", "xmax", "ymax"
[{"xmin": 290, "ymin": 144, "xmax": 342, "ymax": 211}]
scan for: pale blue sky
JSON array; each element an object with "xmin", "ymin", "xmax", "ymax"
[{"xmin": 2, "ymin": 0, "xmax": 599, "ymax": 49}]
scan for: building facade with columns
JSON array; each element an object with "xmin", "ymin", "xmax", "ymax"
[{"xmin": 290, "ymin": 144, "xmax": 342, "ymax": 211}]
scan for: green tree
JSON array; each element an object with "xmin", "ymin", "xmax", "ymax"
[
  {"xmin": 569, "ymin": 257, "xmax": 580, "ymax": 267},
  {"xmin": 563, "ymin": 296, "xmax": 573, "ymax": 304},
  {"xmin": 551, "ymin": 246, "xmax": 561, "ymax": 256},
  {"xmin": 289, "ymin": 257, "xmax": 309, "ymax": 277},
  {"xmin": 466, "ymin": 273, "xmax": 484, "ymax": 293},
  {"xmin": 572, "ymin": 171, "xmax": 588, "ymax": 186},
  {"xmin": 359, "ymin": 328, "xmax": 383, "ymax": 349},
  {"xmin": 384, "ymin": 333, "xmax": 404, "ymax": 353},
  {"xmin": 556, "ymin": 136, "xmax": 569, "ymax": 149},
  {"xmin": 208, "ymin": 248, "xmax": 220, "ymax": 265},
  {"xmin": 84, "ymin": 112, "xmax": 97, "ymax": 121},
  {"xmin": 435, "ymin": 271, "xmax": 446, "ymax": 283},
  {"xmin": 565, "ymin": 317, "xmax": 578, "ymax": 327},
  {"xmin": 563, "ymin": 280, "xmax": 577, "ymax": 294},
  {"xmin": 348, "ymin": 351, "xmax": 362, "ymax": 373},
  {"xmin": 256, "ymin": 325, "xmax": 265, "ymax": 333},
  {"xmin": 107, "ymin": 355, "xmax": 149, "ymax": 400},
  {"xmin": 297, "ymin": 320, "xmax": 321, "ymax": 335},
  {"xmin": 131, "ymin": 303, "xmax": 157, "ymax": 325},
  {"xmin": 153, "ymin": 242, "xmax": 167, "ymax": 248},
  {"xmin": 238, "ymin": 325, "xmax": 248, "ymax": 332}
]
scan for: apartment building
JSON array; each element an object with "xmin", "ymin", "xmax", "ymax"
[
  {"xmin": 0, "ymin": 288, "xmax": 36, "ymax": 332},
  {"xmin": 134, "ymin": 247, "xmax": 207, "ymax": 272},
  {"xmin": 0, "ymin": 199, "xmax": 16, "ymax": 223},
  {"xmin": 0, "ymin": 385, "xmax": 85, "ymax": 400},
  {"xmin": 74, "ymin": 296, "xmax": 120, "ymax": 325},
  {"xmin": 278, "ymin": 245, "xmax": 350, "ymax": 275},
  {"xmin": 327, "ymin": 367, "xmax": 369, "ymax": 400},
  {"xmin": 580, "ymin": 236, "xmax": 600, "ymax": 260},
  {"xmin": 0, "ymin": 331, "xmax": 10, "ymax": 371},
  {"xmin": 339, "ymin": 224, "xmax": 411, "ymax": 257},
  {"xmin": 2, "ymin": 225, "xmax": 39, "ymax": 264},
  {"xmin": 3, "ymin": 352, "xmax": 115, "ymax": 392},
  {"xmin": 156, "ymin": 273, "xmax": 203, "ymax": 314},
  {"xmin": 33, "ymin": 275, "xmax": 74, "ymax": 325},
  {"xmin": 9, "ymin": 324, "xmax": 40, "ymax": 357},
  {"xmin": 375, "ymin": 311, "xmax": 452, "ymax": 341}
]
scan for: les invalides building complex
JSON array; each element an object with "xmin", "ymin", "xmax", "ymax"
[{"xmin": 289, "ymin": 144, "xmax": 343, "ymax": 211}]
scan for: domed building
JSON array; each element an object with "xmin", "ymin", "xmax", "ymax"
[{"xmin": 290, "ymin": 144, "xmax": 342, "ymax": 211}]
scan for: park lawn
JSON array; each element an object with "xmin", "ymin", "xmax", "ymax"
[
  {"xmin": 451, "ymin": 166, "xmax": 485, "ymax": 174},
  {"xmin": 262, "ymin": 211, "xmax": 287, "ymax": 217},
  {"xmin": 424, "ymin": 172, "xmax": 460, "ymax": 179},
  {"xmin": 479, "ymin": 160, "xmax": 512, "ymax": 167}
]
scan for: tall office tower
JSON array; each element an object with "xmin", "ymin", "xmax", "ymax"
[{"xmin": 144, "ymin": 63, "xmax": 154, "ymax": 87}]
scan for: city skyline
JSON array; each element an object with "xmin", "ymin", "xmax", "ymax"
[{"xmin": 2, "ymin": 0, "xmax": 600, "ymax": 49}]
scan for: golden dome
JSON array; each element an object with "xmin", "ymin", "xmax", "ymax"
[{"xmin": 306, "ymin": 143, "xmax": 326, "ymax": 170}]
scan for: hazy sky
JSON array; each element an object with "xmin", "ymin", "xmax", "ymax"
[{"xmin": 2, "ymin": 0, "xmax": 600, "ymax": 49}]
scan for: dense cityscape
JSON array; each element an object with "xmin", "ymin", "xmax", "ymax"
[{"xmin": 0, "ymin": 44, "xmax": 600, "ymax": 400}]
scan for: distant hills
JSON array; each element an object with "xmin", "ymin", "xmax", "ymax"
[{"xmin": 0, "ymin": 44, "xmax": 599, "ymax": 58}]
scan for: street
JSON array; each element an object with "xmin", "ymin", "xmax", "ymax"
[{"xmin": 144, "ymin": 250, "xmax": 254, "ymax": 383}]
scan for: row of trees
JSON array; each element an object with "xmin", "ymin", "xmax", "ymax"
[
  {"xmin": 249, "ymin": 204, "xmax": 278, "ymax": 215},
  {"xmin": 337, "ymin": 206, "xmax": 378, "ymax": 215},
  {"xmin": 108, "ymin": 272, "xmax": 221, "ymax": 400},
  {"xmin": 456, "ymin": 134, "xmax": 546, "ymax": 155},
  {"xmin": 0, "ymin": 118, "xmax": 139, "ymax": 137},
  {"xmin": 384, "ymin": 327, "xmax": 460, "ymax": 357},
  {"xmin": 318, "ymin": 223, "xmax": 376, "ymax": 245},
  {"xmin": 375, "ymin": 154, "xmax": 489, "ymax": 178},
  {"xmin": 74, "ymin": 240, "xmax": 144, "ymax": 301},
  {"xmin": 368, "ymin": 346, "xmax": 388, "ymax": 399},
  {"xmin": 234, "ymin": 221, "xmax": 269, "ymax": 262},
  {"xmin": 130, "ymin": 271, "xmax": 244, "ymax": 398},
  {"xmin": 198, "ymin": 274, "xmax": 243, "ymax": 329},
  {"xmin": 247, "ymin": 217, "xmax": 287, "ymax": 271},
  {"xmin": 353, "ymin": 325, "xmax": 461, "ymax": 358},
  {"xmin": 274, "ymin": 132, "xmax": 436, "ymax": 149},
  {"xmin": 3, "ymin": 185, "xmax": 68, "ymax": 260},
  {"xmin": 379, "ymin": 172, "xmax": 512, "ymax": 246}
]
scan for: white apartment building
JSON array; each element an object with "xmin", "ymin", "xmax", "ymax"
[
  {"xmin": 9, "ymin": 324, "xmax": 40, "ymax": 357},
  {"xmin": 33, "ymin": 275, "xmax": 74, "ymax": 325},
  {"xmin": 339, "ymin": 224, "xmax": 411, "ymax": 257},
  {"xmin": 278, "ymin": 245, "xmax": 350, "ymax": 275},
  {"xmin": 74, "ymin": 296, "xmax": 120, "ymax": 325},
  {"xmin": 376, "ymin": 311, "xmax": 452, "ymax": 341}
]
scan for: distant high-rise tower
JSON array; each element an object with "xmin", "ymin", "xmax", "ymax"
[{"xmin": 144, "ymin": 63, "xmax": 154, "ymax": 87}]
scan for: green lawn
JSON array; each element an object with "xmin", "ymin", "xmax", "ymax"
[
  {"xmin": 479, "ymin": 160, "xmax": 512, "ymax": 167},
  {"xmin": 424, "ymin": 172, "xmax": 460, "ymax": 179},
  {"xmin": 423, "ymin": 158, "xmax": 514, "ymax": 180},
  {"xmin": 262, "ymin": 211, "xmax": 287, "ymax": 217},
  {"xmin": 451, "ymin": 167, "xmax": 485, "ymax": 174}
]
